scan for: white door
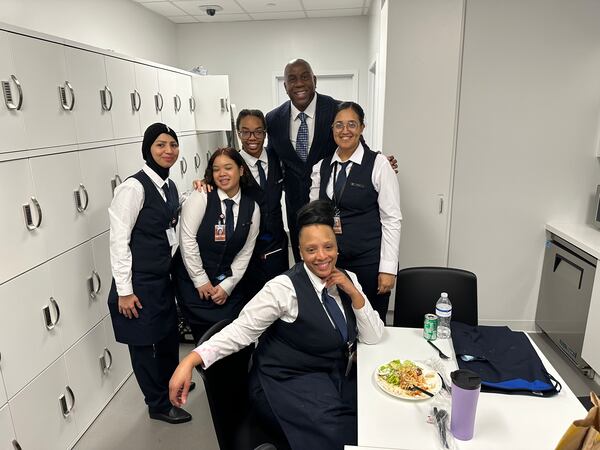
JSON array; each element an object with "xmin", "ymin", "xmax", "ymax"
[
  {"xmin": 158, "ymin": 69, "xmax": 178, "ymax": 131},
  {"xmin": 0, "ymin": 404, "xmax": 17, "ymax": 450},
  {"xmin": 134, "ymin": 63, "xmax": 162, "ymax": 131},
  {"xmin": 0, "ymin": 159, "xmax": 46, "ymax": 284},
  {"xmin": 91, "ymin": 231, "xmax": 112, "ymax": 309},
  {"xmin": 105, "ymin": 57, "xmax": 141, "ymax": 139},
  {"xmin": 48, "ymin": 242, "xmax": 105, "ymax": 351},
  {"xmin": 0, "ymin": 264, "xmax": 63, "ymax": 399},
  {"xmin": 78, "ymin": 146, "xmax": 117, "ymax": 239},
  {"xmin": 10, "ymin": 358, "xmax": 79, "ymax": 450},
  {"xmin": 192, "ymin": 75, "xmax": 231, "ymax": 131},
  {"xmin": 9, "ymin": 33, "xmax": 76, "ymax": 149},
  {"xmin": 0, "ymin": 31, "xmax": 26, "ymax": 153},
  {"xmin": 102, "ymin": 316, "xmax": 133, "ymax": 395},
  {"xmin": 176, "ymin": 73, "xmax": 196, "ymax": 132},
  {"xmin": 65, "ymin": 47, "xmax": 113, "ymax": 144},
  {"xmin": 115, "ymin": 142, "xmax": 144, "ymax": 181},
  {"xmin": 29, "ymin": 152, "xmax": 88, "ymax": 260}
]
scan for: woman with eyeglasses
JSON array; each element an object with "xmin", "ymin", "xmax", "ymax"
[
  {"xmin": 236, "ymin": 109, "xmax": 289, "ymax": 300},
  {"xmin": 310, "ymin": 101, "xmax": 402, "ymax": 322},
  {"xmin": 171, "ymin": 148, "xmax": 260, "ymax": 344}
]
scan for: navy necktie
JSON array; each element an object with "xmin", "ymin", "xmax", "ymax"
[
  {"xmin": 334, "ymin": 161, "xmax": 351, "ymax": 200},
  {"xmin": 162, "ymin": 182, "xmax": 176, "ymax": 217},
  {"xmin": 224, "ymin": 199, "xmax": 235, "ymax": 240},
  {"xmin": 321, "ymin": 288, "xmax": 348, "ymax": 342},
  {"xmin": 296, "ymin": 112, "xmax": 309, "ymax": 162},
  {"xmin": 256, "ymin": 160, "xmax": 267, "ymax": 189}
]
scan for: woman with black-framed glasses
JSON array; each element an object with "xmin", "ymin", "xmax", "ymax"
[{"xmin": 310, "ymin": 101, "xmax": 402, "ymax": 322}]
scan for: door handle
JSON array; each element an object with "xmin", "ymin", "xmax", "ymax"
[
  {"xmin": 155, "ymin": 92, "xmax": 163, "ymax": 112},
  {"xmin": 74, "ymin": 183, "xmax": 89, "ymax": 212},
  {"xmin": 100, "ymin": 85, "xmax": 113, "ymax": 111},
  {"xmin": 130, "ymin": 89, "xmax": 141, "ymax": 111},
  {"xmin": 553, "ymin": 253, "xmax": 584, "ymax": 289},
  {"xmin": 23, "ymin": 196, "xmax": 43, "ymax": 230},
  {"xmin": 2, "ymin": 74, "xmax": 23, "ymax": 110},
  {"xmin": 43, "ymin": 297, "xmax": 61, "ymax": 330},
  {"xmin": 59, "ymin": 385, "xmax": 75, "ymax": 418},
  {"xmin": 99, "ymin": 347, "xmax": 113, "ymax": 374}
]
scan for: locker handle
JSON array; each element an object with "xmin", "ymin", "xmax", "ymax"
[
  {"xmin": 74, "ymin": 183, "xmax": 89, "ymax": 213},
  {"xmin": 43, "ymin": 297, "xmax": 60, "ymax": 330},
  {"xmin": 88, "ymin": 270, "xmax": 102, "ymax": 299},
  {"xmin": 59, "ymin": 385, "xmax": 75, "ymax": 418},
  {"xmin": 59, "ymin": 81, "xmax": 75, "ymax": 111},
  {"xmin": 111, "ymin": 174, "xmax": 123, "ymax": 197},
  {"xmin": 174, "ymin": 94, "xmax": 181, "ymax": 113},
  {"xmin": 12, "ymin": 440, "xmax": 22, "ymax": 450},
  {"xmin": 438, "ymin": 194, "xmax": 444, "ymax": 214},
  {"xmin": 553, "ymin": 254, "xmax": 584, "ymax": 289},
  {"xmin": 2, "ymin": 74, "xmax": 23, "ymax": 110},
  {"xmin": 23, "ymin": 196, "xmax": 43, "ymax": 230},
  {"xmin": 194, "ymin": 153, "xmax": 200, "ymax": 170},
  {"xmin": 155, "ymin": 92, "xmax": 163, "ymax": 112},
  {"xmin": 100, "ymin": 85, "xmax": 113, "ymax": 111},
  {"xmin": 99, "ymin": 347, "xmax": 113, "ymax": 374},
  {"xmin": 180, "ymin": 157, "xmax": 188, "ymax": 175},
  {"xmin": 189, "ymin": 96, "xmax": 196, "ymax": 112},
  {"xmin": 130, "ymin": 89, "xmax": 141, "ymax": 112}
]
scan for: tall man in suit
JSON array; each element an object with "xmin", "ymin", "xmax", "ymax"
[{"xmin": 266, "ymin": 59, "xmax": 343, "ymax": 261}]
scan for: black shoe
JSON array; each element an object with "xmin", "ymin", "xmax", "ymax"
[
  {"xmin": 189, "ymin": 381, "xmax": 196, "ymax": 393},
  {"xmin": 149, "ymin": 406, "xmax": 192, "ymax": 424}
]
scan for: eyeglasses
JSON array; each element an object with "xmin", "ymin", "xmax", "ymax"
[
  {"xmin": 332, "ymin": 121, "xmax": 360, "ymax": 131},
  {"xmin": 238, "ymin": 129, "xmax": 266, "ymax": 139}
]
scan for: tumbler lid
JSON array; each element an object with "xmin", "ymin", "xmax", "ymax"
[{"xmin": 451, "ymin": 369, "xmax": 481, "ymax": 390}]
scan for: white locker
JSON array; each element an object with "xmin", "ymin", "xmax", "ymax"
[
  {"xmin": 105, "ymin": 57, "xmax": 141, "ymax": 139},
  {"xmin": 192, "ymin": 75, "xmax": 231, "ymax": 131},
  {"xmin": 115, "ymin": 142, "xmax": 144, "ymax": 181},
  {"xmin": 10, "ymin": 358, "xmax": 79, "ymax": 450},
  {"xmin": 158, "ymin": 69, "xmax": 178, "ymax": 131},
  {"xmin": 0, "ymin": 264, "xmax": 63, "ymax": 399},
  {"xmin": 102, "ymin": 316, "xmax": 133, "ymax": 395},
  {"xmin": 0, "ymin": 159, "xmax": 46, "ymax": 284},
  {"xmin": 91, "ymin": 232, "xmax": 112, "ymax": 308},
  {"xmin": 9, "ymin": 33, "xmax": 77, "ymax": 149},
  {"xmin": 65, "ymin": 47, "xmax": 113, "ymax": 143},
  {"xmin": 78, "ymin": 146, "xmax": 118, "ymax": 239},
  {"xmin": 0, "ymin": 404, "xmax": 17, "ymax": 450},
  {"xmin": 176, "ymin": 73, "xmax": 196, "ymax": 132},
  {"xmin": 29, "ymin": 152, "xmax": 88, "ymax": 260},
  {"xmin": 134, "ymin": 63, "xmax": 162, "ymax": 131},
  {"xmin": 0, "ymin": 364, "xmax": 7, "ymax": 406},
  {"xmin": 0, "ymin": 31, "xmax": 26, "ymax": 154}
]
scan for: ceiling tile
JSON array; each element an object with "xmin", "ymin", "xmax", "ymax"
[
  {"xmin": 131, "ymin": 0, "xmax": 166, "ymax": 3},
  {"xmin": 173, "ymin": 0, "xmax": 244, "ymax": 15},
  {"xmin": 249, "ymin": 11, "xmax": 306, "ymax": 20},
  {"xmin": 192, "ymin": 13, "xmax": 252, "ymax": 22},
  {"xmin": 306, "ymin": 8, "xmax": 363, "ymax": 18},
  {"xmin": 142, "ymin": 2, "xmax": 187, "ymax": 15},
  {"xmin": 167, "ymin": 15, "xmax": 199, "ymax": 22},
  {"xmin": 235, "ymin": 0, "xmax": 303, "ymax": 13},
  {"xmin": 302, "ymin": 0, "xmax": 364, "ymax": 10}
]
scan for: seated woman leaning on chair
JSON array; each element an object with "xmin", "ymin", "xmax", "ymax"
[{"xmin": 169, "ymin": 200, "xmax": 384, "ymax": 450}]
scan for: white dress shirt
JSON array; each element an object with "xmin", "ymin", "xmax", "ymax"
[
  {"xmin": 240, "ymin": 147, "xmax": 269, "ymax": 183},
  {"xmin": 109, "ymin": 164, "xmax": 176, "ymax": 296},
  {"xmin": 289, "ymin": 94, "xmax": 317, "ymax": 154},
  {"xmin": 179, "ymin": 188, "xmax": 260, "ymax": 295},
  {"xmin": 309, "ymin": 143, "xmax": 402, "ymax": 275},
  {"xmin": 195, "ymin": 264, "xmax": 384, "ymax": 369}
]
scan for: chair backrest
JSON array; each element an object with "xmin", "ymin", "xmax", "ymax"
[
  {"xmin": 393, "ymin": 267, "xmax": 478, "ymax": 328},
  {"xmin": 196, "ymin": 319, "xmax": 255, "ymax": 450}
]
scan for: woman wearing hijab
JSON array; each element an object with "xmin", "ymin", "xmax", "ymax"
[{"xmin": 107, "ymin": 123, "xmax": 191, "ymax": 424}]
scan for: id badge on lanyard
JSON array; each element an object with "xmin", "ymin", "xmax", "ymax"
[
  {"xmin": 215, "ymin": 213, "xmax": 226, "ymax": 242},
  {"xmin": 333, "ymin": 208, "xmax": 342, "ymax": 235}
]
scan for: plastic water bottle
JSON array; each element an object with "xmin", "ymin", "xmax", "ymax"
[{"xmin": 436, "ymin": 292, "xmax": 452, "ymax": 339}]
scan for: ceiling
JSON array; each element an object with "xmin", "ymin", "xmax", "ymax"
[{"xmin": 131, "ymin": 0, "xmax": 373, "ymax": 23}]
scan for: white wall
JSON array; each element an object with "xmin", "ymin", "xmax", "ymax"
[
  {"xmin": 176, "ymin": 17, "xmax": 369, "ymax": 115},
  {"xmin": 0, "ymin": 0, "xmax": 177, "ymax": 66},
  {"xmin": 448, "ymin": 0, "xmax": 600, "ymax": 329}
]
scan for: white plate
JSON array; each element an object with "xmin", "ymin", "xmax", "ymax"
[{"xmin": 374, "ymin": 360, "xmax": 442, "ymax": 400}]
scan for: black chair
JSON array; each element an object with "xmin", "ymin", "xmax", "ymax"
[
  {"xmin": 392, "ymin": 267, "xmax": 478, "ymax": 328},
  {"xmin": 196, "ymin": 319, "xmax": 287, "ymax": 450}
]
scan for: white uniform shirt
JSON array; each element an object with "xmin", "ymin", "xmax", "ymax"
[
  {"xmin": 195, "ymin": 264, "xmax": 384, "ymax": 368},
  {"xmin": 289, "ymin": 94, "xmax": 317, "ymax": 155},
  {"xmin": 309, "ymin": 143, "xmax": 402, "ymax": 275},
  {"xmin": 179, "ymin": 188, "xmax": 260, "ymax": 295},
  {"xmin": 240, "ymin": 148, "xmax": 269, "ymax": 183},
  {"xmin": 109, "ymin": 164, "xmax": 176, "ymax": 296}
]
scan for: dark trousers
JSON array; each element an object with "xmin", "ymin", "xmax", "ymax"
[
  {"xmin": 241, "ymin": 246, "xmax": 290, "ymax": 301},
  {"xmin": 340, "ymin": 261, "xmax": 390, "ymax": 324},
  {"xmin": 128, "ymin": 327, "xmax": 180, "ymax": 413}
]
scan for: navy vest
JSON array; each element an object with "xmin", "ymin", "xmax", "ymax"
[
  {"xmin": 244, "ymin": 148, "xmax": 286, "ymax": 254},
  {"xmin": 254, "ymin": 263, "xmax": 358, "ymax": 379},
  {"xmin": 130, "ymin": 170, "xmax": 179, "ymax": 275},
  {"xmin": 197, "ymin": 189, "xmax": 255, "ymax": 285},
  {"xmin": 318, "ymin": 149, "xmax": 381, "ymax": 266}
]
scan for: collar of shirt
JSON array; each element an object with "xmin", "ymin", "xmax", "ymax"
[
  {"xmin": 331, "ymin": 142, "xmax": 364, "ymax": 167},
  {"xmin": 302, "ymin": 263, "xmax": 340, "ymax": 299},
  {"xmin": 291, "ymin": 93, "xmax": 317, "ymax": 122},
  {"xmin": 240, "ymin": 147, "xmax": 268, "ymax": 168},
  {"xmin": 217, "ymin": 187, "xmax": 241, "ymax": 205},
  {"xmin": 142, "ymin": 164, "xmax": 169, "ymax": 189}
]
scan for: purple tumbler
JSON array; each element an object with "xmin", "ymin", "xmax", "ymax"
[{"xmin": 450, "ymin": 369, "xmax": 481, "ymax": 441}]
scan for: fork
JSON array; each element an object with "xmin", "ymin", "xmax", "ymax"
[{"xmin": 427, "ymin": 340, "xmax": 450, "ymax": 360}]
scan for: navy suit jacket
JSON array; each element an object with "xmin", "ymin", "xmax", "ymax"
[{"xmin": 265, "ymin": 93, "xmax": 339, "ymax": 225}]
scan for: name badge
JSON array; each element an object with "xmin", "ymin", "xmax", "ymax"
[
  {"xmin": 214, "ymin": 224, "xmax": 226, "ymax": 242},
  {"xmin": 333, "ymin": 215, "xmax": 342, "ymax": 235},
  {"xmin": 166, "ymin": 227, "xmax": 177, "ymax": 246}
]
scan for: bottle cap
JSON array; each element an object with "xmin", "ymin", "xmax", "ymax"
[
  {"xmin": 451, "ymin": 369, "xmax": 481, "ymax": 390},
  {"xmin": 441, "ymin": 292, "xmax": 448, "ymax": 298}
]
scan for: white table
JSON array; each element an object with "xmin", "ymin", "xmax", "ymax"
[{"xmin": 357, "ymin": 327, "xmax": 586, "ymax": 450}]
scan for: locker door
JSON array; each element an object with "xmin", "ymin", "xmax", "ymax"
[
  {"xmin": 0, "ymin": 404, "xmax": 17, "ymax": 450},
  {"xmin": 0, "ymin": 31, "xmax": 26, "ymax": 153},
  {"xmin": 157, "ymin": 69, "xmax": 178, "ymax": 131},
  {"xmin": 134, "ymin": 63, "xmax": 162, "ymax": 131},
  {"xmin": 105, "ymin": 57, "xmax": 141, "ymax": 139}
]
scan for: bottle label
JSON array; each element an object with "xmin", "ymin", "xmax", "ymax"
[{"xmin": 436, "ymin": 306, "xmax": 452, "ymax": 318}]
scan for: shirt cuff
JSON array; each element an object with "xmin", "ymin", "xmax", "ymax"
[
  {"xmin": 116, "ymin": 283, "xmax": 133, "ymax": 297},
  {"xmin": 192, "ymin": 273, "xmax": 210, "ymax": 289},
  {"xmin": 378, "ymin": 260, "xmax": 398, "ymax": 275},
  {"xmin": 219, "ymin": 278, "xmax": 233, "ymax": 295},
  {"xmin": 194, "ymin": 343, "xmax": 218, "ymax": 369}
]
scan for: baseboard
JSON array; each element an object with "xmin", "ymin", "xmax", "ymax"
[{"xmin": 478, "ymin": 319, "xmax": 537, "ymax": 332}]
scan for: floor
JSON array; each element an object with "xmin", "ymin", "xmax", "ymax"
[{"xmin": 74, "ymin": 333, "xmax": 599, "ymax": 450}]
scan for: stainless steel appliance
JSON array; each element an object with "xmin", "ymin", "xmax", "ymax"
[{"xmin": 536, "ymin": 234, "xmax": 596, "ymax": 374}]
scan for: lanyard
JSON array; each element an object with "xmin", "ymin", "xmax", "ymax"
[{"xmin": 331, "ymin": 160, "xmax": 351, "ymax": 206}]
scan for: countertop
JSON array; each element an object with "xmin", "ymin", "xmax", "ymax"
[{"xmin": 546, "ymin": 222, "xmax": 600, "ymax": 260}]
